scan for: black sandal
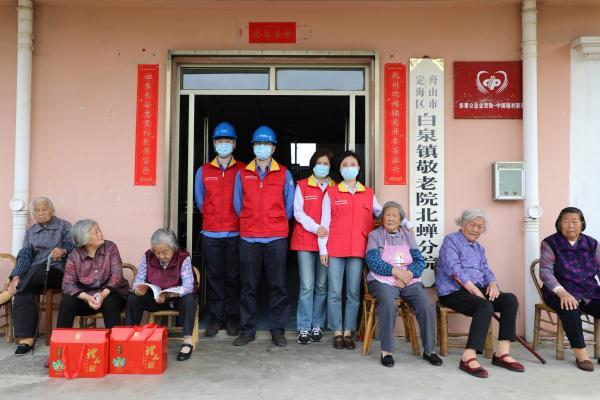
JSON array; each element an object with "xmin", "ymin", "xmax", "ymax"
[{"xmin": 177, "ymin": 343, "xmax": 193, "ymax": 361}]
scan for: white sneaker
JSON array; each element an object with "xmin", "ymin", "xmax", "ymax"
[
  {"xmin": 297, "ymin": 330, "xmax": 311, "ymax": 345},
  {"xmin": 310, "ymin": 326, "xmax": 323, "ymax": 342}
]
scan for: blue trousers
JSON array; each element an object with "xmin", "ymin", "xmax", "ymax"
[
  {"xmin": 296, "ymin": 250, "xmax": 327, "ymax": 331},
  {"xmin": 327, "ymin": 257, "xmax": 363, "ymax": 332}
]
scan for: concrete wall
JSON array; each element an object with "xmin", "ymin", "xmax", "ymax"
[{"xmin": 1, "ymin": 0, "xmax": 600, "ymax": 334}]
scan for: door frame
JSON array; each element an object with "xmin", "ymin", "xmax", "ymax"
[{"xmin": 164, "ymin": 50, "xmax": 380, "ymax": 250}]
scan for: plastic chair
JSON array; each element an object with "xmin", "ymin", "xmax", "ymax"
[
  {"xmin": 147, "ymin": 266, "xmax": 201, "ymax": 349},
  {"xmin": 76, "ymin": 263, "xmax": 138, "ymax": 328},
  {"xmin": 530, "ymin": 258, "xmax": 600, "ymax": 360},
  {"xmin": 359, "ymin": 269, "xmax": 420, "ymax": 356},
  {"xmin": 0, "ymin": 253, "xmax": 16, "ymax": 342}
]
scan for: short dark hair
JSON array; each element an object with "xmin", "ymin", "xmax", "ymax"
[
  {"xmin": 336, "ymin": 150, "xmax": 362, "ymax": 171},
  {"xmin": 555, "ymin": 207, "xmax": 586, "ymax": 232},
  {"xmin": 309, "ymin": 148, "xmax": 335, "ymax": 169}
]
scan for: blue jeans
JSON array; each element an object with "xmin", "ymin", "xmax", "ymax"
[
  {"xmin": 296, "ymin": 251, "xmax": 328, "ymax": 331},
  {"xmin": 327, "ymin": 257, "xmax": 363, "ymax": 332}
]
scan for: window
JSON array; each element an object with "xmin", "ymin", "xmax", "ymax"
[
  {"xmin": 290, "ymin": 143, "xmax": 317, "ymax": 166},
  {"xmin": 276, "ymin": 68, "xmax": 364, "ymax": 90},
  {"xmin": 182, "ymin": 68, "xmax": 269, "ymax": 90}
]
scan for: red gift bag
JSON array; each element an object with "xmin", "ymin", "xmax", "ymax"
[
  {"xmin": 49, "ymin": 328, "xmax": 110, "ymax": 378},
  {"xmin": 109, "ymin": 324, "xmax": 168, "ymax": 374}
]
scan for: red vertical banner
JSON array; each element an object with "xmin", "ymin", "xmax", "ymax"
[
  {"xmin": 134, "ymin": 64, "xmax": 159, "ymax": 186},
  {"xmin": 384, "ymin": 63, "xmax": 407, "ymax": 185}
]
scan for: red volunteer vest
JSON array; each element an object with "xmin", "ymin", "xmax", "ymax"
[
  {"xmin": 201, "ymin": 158, "xmax": 245, "ymax": 232},
  {"xmin": 239, "ymin": 160, "xmax": 289, "ymax": 238},
  {"xmin": 290, "ymin": 176, "xmax": 334, "ymax": 251},
  {"xmin": 327, "ymin": 182, "xmax": 374, "ymax": 258}
]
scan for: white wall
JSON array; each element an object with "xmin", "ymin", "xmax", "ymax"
[{"xmin": 570, "ymin": 48, "xmax": 600, "ymax": 239}]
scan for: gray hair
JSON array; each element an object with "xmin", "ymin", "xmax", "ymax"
[
  {"xmin": 455, "ymin": 208, "xmax": 488, "ymax": 232},
  {"xmin": 381, "ymin": 201, "xmax": 406, "ymax": 221},
  {"xmin": 150, "ymin": 228, "xmax": 178, "ymax": 251},
  {"xmin": 29, "ymin": 196, "xmax": 55, "ymax": 217},
  {"xmin": 71, "ymin": 219, "xmax": 98, "ymax": 247}
]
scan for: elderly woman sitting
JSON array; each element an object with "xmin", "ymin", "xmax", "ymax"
[
  {"xmin": 126, "ymin": 229, "xmax": 197, "ymax": 361},
  {"xmin": 436, "ymin": 209, "xmax": 523, "ymax": 378},
  {"xmin": 365, "ymin": 201, "xmax": 441, "ymax": 367},
  {"xmin": 0, "ymin": 197, "xmax": 73, "ymax": 355},
  {"xmin": 540, "ymin": 207, "xmax": 600, "ymax": 372},
  {"xmin": 57, "ymin": 219, "xmax": 130, "ymax": 330}
]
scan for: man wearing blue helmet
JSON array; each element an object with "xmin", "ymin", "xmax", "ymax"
[
  {"xmin": 194, "ymin": 122, "xmax": 246, "ymax": 338},
  {"xmin": 232, "ymin": 125, "xmax": 295, "ymax": 347}
]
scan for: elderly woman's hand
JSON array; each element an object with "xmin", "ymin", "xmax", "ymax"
[
  {"xmin": 486, "ymin": 283, "xmax": 500, "ymax": 301},
  {"xmin": 156, "ymin": 293, "xmax": 168, "ymax": 304},
  {"xmin": 7, "ymin": 277, "xmax": 20, "ymax": 295},
  {"xmin": 392, "ymin": 269, "xmax": 413, "ymax": 284},
  {"xmin": 556, "ymin": 287, "xmax": 579, "ymax": 310},
  {"xmin": 463, "ymin": 281, "xmax": 486, "ymax": 299},
  {"xmin": 50, "ymin": 247, "xmax": 66, "ymax": 261}
]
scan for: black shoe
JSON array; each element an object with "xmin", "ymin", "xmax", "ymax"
[
  {"xmin": 310, "ymin": 326, "xmax": 323, "ymax": 342},
  {"xmin": 15, "ymin": 344, "xmax": 33, "ymax": 356},
  {"xmin": 176, "ymin": 344, "xmax": 193, "ymax": 361},
  {"xmin": 423, "ymin": 352, "xmax": 443, "ymax": 366},
  {"xmin": 205, "ymin": 321, "xmax": 224, "ymax": 337},
  {"xmin": 233, "ymin": 334, "xmax": 255, "ymax": 346},
  {"xmin": 297, "ymin": 330, "xmax": 311, "ymax": 345},
  {"xmin": 272, "ymin": 332, "xmax": 287, "ymax": 347},
  {"xmin": 226, "ymin": 320, "xmax": 240, "ymax": 336},
  {"xmin": 381, "ymin": 354, "xmax": 395, "ymax": 367}
]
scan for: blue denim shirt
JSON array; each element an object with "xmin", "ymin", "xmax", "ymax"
[{"xmin": 435, "ymin": 230, "xmax": 497, "ymax": 296}]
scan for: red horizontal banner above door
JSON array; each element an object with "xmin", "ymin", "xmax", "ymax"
[{"xmin": 249, "ymin": 22, "xmax": 296, "ymax": 43}]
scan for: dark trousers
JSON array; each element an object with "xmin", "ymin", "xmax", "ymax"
[
  {"xmin": 544, "ymin": 292, "xmax": 600, "ymax": 349},
  {"xmin": 201, "ymin": 236, "xmax": 240, "ymax": 324},
  {"xmin": 126, "ymin": 291, "xmax": 198, "ymax": 336},
  {"xmin": 439, "ymin": 288, "xmax": 519, "ymax": 352},
  {"xmin": 239, "ymin": 238, "xmax": 290, "ymax": 336},
  {"xmin": 57, "ymin": 292, "xmax": 124, "ymax": 329},
  {"xmin": 13, "ymin": 265, "xmax": 63, "ymax": 338}
]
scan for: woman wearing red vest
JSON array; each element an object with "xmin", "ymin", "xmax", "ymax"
[
  {"xmin": 194, "ymin": 122, "xmax": 246, "ymax": 338},
  {"xmin": 126, "ymin": 229, "xmax": 197, "ymax": 361},
  {"xmin": 291, "ymin": 148, "xmax": 335, "ymax": 345},
  {"xmin": 318, "ymin": 151, "xmax": 382, "ymax": 350}
]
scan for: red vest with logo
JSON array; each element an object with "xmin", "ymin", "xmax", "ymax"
[
  {"xmin": 239, "ymin": 162, "xmax": 289, "ymax": 238},
  {"xmin": 145, "ymin": 249, "xmax": 197, "ymax": 293},
  {"xmin": 327, "ymin": 183, "xmax": 374, "ymax": 258},
  {"xmin": 201, "ymin": 159, "xmax": 246, "ymax": 232},
  {"xmin": 290, "ymin": 177, "xmax": 332, "ymax": 251}
]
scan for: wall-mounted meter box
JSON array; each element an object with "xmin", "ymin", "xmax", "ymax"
[{"xmin": 493, "ymin": 162, "xmax": 525, "ymax": 200}]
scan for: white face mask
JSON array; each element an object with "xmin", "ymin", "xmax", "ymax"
[
  {"xmin": 253, "ymin": 144, "xmax": 273, "ymax": 160},
  {"xmin": 340, "ymin": 166, "xmax": 359, "ymax": 181},
  {"xmin": 215, "ymin": 142, "xmax": 234, "ymax": 158}
]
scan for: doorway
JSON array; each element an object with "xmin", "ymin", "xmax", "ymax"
[{"xmin": 169, "ymin": 60, "xmax": 373, "ymax": 330}]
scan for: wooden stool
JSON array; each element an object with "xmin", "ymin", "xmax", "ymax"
[
  {"xmin": 436, "ymin": 301, "xmax": 494, "ymax": 358},
  {"xmin": 0, "ymin": 253, "xmax": 16, "ymax": 343}
]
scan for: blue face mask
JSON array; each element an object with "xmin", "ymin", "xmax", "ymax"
[
  {"xmin": 340, "ymin": 166, "xmax": 359, "ymax": 181},
  {"xmin": 214, "ymin": 142, "xmax": 233, "ymax": 158},
  {"xmin": 253, "ymin": 144, "xmax": 273, "ymax": 161},
  {"xmin": 313, "ymin": 164, "xmax": 330, "ymax": 179}
]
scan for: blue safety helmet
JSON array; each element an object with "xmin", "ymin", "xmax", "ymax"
[
  {"xmin": 251, "ymin": 125, "xmax": 277, "ymax": 144},
  {"xmin": 212, "ymin": 122, "xmax": 237, "ymax": 139}
]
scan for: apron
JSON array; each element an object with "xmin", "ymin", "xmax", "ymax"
[{"xmin": 368, "ymin": 237, "xmax": 420, "ymax": 287}]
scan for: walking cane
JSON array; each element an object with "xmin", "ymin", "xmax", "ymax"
[
  {"xmin": 451, "ymin": 275, "xmax": 546, "ymax": 364},
  {"xmin": 32, "ymin": 254, "xmax": 53, "ymax": 356}
]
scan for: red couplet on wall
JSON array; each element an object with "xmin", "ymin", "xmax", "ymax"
[
  {"xmin": 384, "ymin": 63, "xmax": 407, "ymax": 185},
  {"xmin": 454, "ymin": 61, "xmax": 523, "ymax": 119},
  {"xmin": 134, "ymin": 64, "xmax": 159, "ymax": 186},
  {"xmin": 249, "ymin": 22, "xmax": 296, "ymax": 43}
]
